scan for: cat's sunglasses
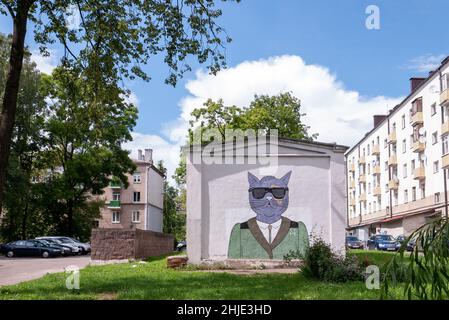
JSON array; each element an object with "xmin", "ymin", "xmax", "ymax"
[{"xmin": 248, "ymin": 187, "xmax": 289, "ymax": 200}]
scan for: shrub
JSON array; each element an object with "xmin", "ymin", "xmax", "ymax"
[{"xmin": 301, "ymin": 236, "xmax": 363, "ymax": 283}]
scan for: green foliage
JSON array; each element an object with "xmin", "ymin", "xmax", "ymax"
[
  {"xmin": 158, "ymin": 160, "xmax": 186, "ymax": 242},
  {"xmin": 382, "ymin": 217, "xmax": 449, "ymax": 300},
  {"xmin": 189, "ymin": 92, "xmax": 317, "ymax": 142},
  {"xmin": 302, "ymin": 236, "xmax": 364, "ymax": 283}
]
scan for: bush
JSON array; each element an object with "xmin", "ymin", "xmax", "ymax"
[{"xmin": 301, "ymin": 236, "xmax": 363, "ymax": 283}]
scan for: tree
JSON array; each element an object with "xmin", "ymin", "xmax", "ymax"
[
  {"xmin": 0, "ymin": 33, "xmax": 48, "ymax": 240},
  {"xmin": 0, "ymin": 0, "xmax": 239, "ymax": 208},
  {"xmin": 189, "ymin": 92, "xmax": 317, "ymax": 141},
  {"xmin": 157, "ymin": 160, "xmax": 185, "ymax": 242},
  {"xmin": 37, "ymin": 64, "xmax": 138, "ymax": 235}
]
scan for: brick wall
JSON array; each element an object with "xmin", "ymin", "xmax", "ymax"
[{"xmin": 91, "ymin": 228, "xmax": 174, "ymax": 260}]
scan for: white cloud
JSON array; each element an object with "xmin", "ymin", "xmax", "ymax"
[
  {"xmin": 122, "ymin": 91, "xmax": 139, "ymax": 108},
  {"xmin": 402, "ymin": 54, "xmax": 446, "ymax": 73},
  {"xmin": 31, "ymin": 49, "xmax": 58, "ymax": 75},
  {"xmin": 127, "ymin": 55, "xmax": 404, "ymax": 181}
]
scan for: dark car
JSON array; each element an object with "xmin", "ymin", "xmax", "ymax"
[
  {"xmin": 396, "ymin": 235, "xmax": 416, "ymax": 252},
  {"xmin": 367, "ymin": 234, "xmax": 400, "ymax": 251},
  {"xmin": 346, "ymin": 236, "xmax": 364, "ymax": 249},
  {"xmin": 176, "ymin": 240, "xmax": 186, "ymax": 252},
  {"xmin": 0, "ymin": 240, "xmax": 63, "ymax": 258},
  {"xmin": 35, "ymin": 239, "xmax": 71, "ymax": 256}
]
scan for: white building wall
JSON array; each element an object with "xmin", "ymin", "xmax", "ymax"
[{"xmin": 346, "ymin": 58, "xmax": 449, "ymax": 236}]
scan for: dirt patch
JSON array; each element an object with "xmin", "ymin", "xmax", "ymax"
[{"xmin": 96, "ymin": 292, "xmax": 118, "ymax": 300}]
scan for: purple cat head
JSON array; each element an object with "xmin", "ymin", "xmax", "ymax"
[{"xmin": 247, "ymin": 171, "xmax": 292, "ymax": 224}]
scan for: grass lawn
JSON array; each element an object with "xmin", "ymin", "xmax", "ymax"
[{"xmin": 0, "ymin": 251, "xmax": 403, "ymax": 300}]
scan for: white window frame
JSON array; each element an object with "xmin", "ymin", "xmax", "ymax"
[
  {"xmin": 133, "ymin": 192, "xmax": 141, "ymax": 203},
  {"xmin": 112, "ymin": 211, "xmax": 120, "ymax": 223},
  {"xmin": 133, "ymin": 173, "xmax": 141, "ymax": 184},
  {"xmin": 132, "ymin": 210, "xmax": 140, "ymax": 223},
  {"xmin": 433, "ymin": 161, "xmax": 439, "ymax": 173},
  {"xmin": 112, "ymin": 192, "xmax": 121, "ymax": 201}
]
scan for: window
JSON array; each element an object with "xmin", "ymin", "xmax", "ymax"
[
  {"xmin": 368, "ymin": 183, "xmax": 371, "ymax": 194},
  {"xmin": 393, "ymin": 190, "xmax": 398, "ymax": 206},
  {"xmin": 432, "ymin": 132, "xmax": 438, "ymax": 145},
  {"xmin": 412, "ymin": 187, "xmax": 417, "ymax": 201},
  {"xmin": 367, "ymin": 145, "xmax": 370, "ymax": 155},
  {"xmin": 385, "ymin": 183, "xmax": 389, "ymax": 193},
  {"xmin": 367, "ymin": 164, "xmax": 371, "ymax": 174},
  {"xmin": 133, "ymin": 192, "xmax": 141, "ymax": 202},
  {"xmin": 112, "ymin": 192, "xmax": 120, "ymax": 201},
  {"xmin": 420, "ymin": 184, "xmax": 425, "ymax": 199},
  {"xmin": 403, "ymin": 164, "xmax": 407, "ymax": 178},
  {"xmin": 435, "ymin": 193, "xmax": 441, "ymax": 204},
  {"xmin": 410, "ymin": 134, "xmax": 414, "ymax": 149},
  {"xmin": 442, "ymin": 73, "xmax": 449, "ymax": 92},
  {"xmin": 434, "ymin": 161, "xmax": 439, "ymax": 173},
  {"xmin": 443, "ymin": 135, "xmax": 449, "ymax": 155},
  {"xmin": 133, "ymin": 173, "xmax": 141, "ymax": 184},
  {"xmin": 402, "ymin": 139, "xmax": 406, "ymax": 153},
  {"xmin": 404, "ymin": 190, "xmax": 408, "ymax": 203},
  {"xmin": 112, "ymin": 211, "xmax": 120, "ymax": 223},
  {"xmin": 401, "ymin": 115, "xmax": 406, "ymax": 129},
  {"xmin": 384, "ymin": 139, "xmax": 388, "ymax": 148},
  {"xmin": 411, "ymin": 159, "xmax": 416, "ymax": 171},
  {"xmin": 132, "ymin": 211, "xmax": 140, "ymax": 223},
  {"xmin": 431, "ymin": 103, "xmax": 437, "ymax": 116},
  {"xmin": 384, "ymin": 161, "xmax": 388, "ymax": 171}
]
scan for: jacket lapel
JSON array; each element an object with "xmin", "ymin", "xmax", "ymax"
[
  {"xmin": 271, "ymin": 217, "xmax": 291, "ymax": 250},
  {"xmin": 247, "ymin": 217, "xmax": 273, "ymax": 259}
]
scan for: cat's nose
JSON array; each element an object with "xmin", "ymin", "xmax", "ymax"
[{"xmin": 266, "ymin": 196, "xmax": 272, "ymax": 201}]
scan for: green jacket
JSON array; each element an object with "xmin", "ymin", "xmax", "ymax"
[{"xmin": 228, "ymin": 217, "xmax": 309, "ymax": 260}]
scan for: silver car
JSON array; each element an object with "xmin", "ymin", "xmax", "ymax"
[{"xmin": 35, "ymin": 237, "xmax": 81, "ymax": 255}]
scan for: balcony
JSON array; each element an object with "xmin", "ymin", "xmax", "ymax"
[
  {"xmin": 359, "ymin": 193, "xmax": 367, "ymax": 202},
  {"xmin": 372, "ymin": 165, "xmax": 381, "ymax": 175},
  {"xmin": 410, "ymin": 112, "xmax": 423, "ymax": 126},
  {"xmin": 348, "ymin": 180, "xmax": 355, "ymax": 189},
  {"xmin": 441, "ymin": 89, "xmax": 449, "ymax": 106},
  {"xmin": 443, "ymin": 153, "xmax": 449, "ymax": 169},
  {"xmin": 373, "ymin": 186, "xmax": 382, "ymax": 196},
  {"xmin": 388, "ymin": 180, "xmax": 399, "ymax": 190},
  {"xmin": 412, "ymin": 140, "xmax": 425, "ymax": 153},
  {"xmin": 358, "ymin": 156, "xmax": 366, "ymax": 165},
  {"xmin": 413, "ymin": 167, "xmax": 425, "ymax": 180},
  {"xmin": 372, "ymin": 144, "xmax": 380, "ymax": 155},
  {"xmin": 388, "ymin": 154, "xmax": 397, "ymax": 166},
  {"xmin": 387, "ymin": 131, "xmax": 397, "ymax": 144},
  {"xmin": 442, "ymin": 121, "xmax": 449, "ymax": 136},
  {"xmin": 358, "ymin": 174, "xmax": 366, "ymax": 183},
  {"xmin": 348, "ymin": 163, "xmax": 355, "ymax": 172},
  {"xmin": 108, "ymin": 200, "xmax": 121, "ymax": 208},
  {"xmin": 109, "ymin": 181, "xmax": 122, "ymax": 189}
]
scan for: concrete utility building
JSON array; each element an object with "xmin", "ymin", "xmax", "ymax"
[
  {"xmin": 186, "ymin": 137, "xmax": 348, "ymax": 264},
  {"xmin": 346, "ymin": 56, "xmax": 449, "ymax": 240}
]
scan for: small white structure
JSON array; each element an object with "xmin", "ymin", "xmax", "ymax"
[{"xmin": 185, "ymin": 137, "xmax": 348, "ymax": 264}]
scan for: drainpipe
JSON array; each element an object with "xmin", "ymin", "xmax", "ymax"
[
  {"xmin": 388, "ymin": 118, "xmax": 393, "ymax": 218},
  {"xmin": 345, "ymin": 156, "xmax": 349, "ymax": 229},
  {"xmin": 440, "ymin": 69, "xmax": 449, "ymax": 219}
]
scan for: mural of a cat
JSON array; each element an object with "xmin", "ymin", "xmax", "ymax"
[{"xmin": 228, "ymin": 171, "xmax": 309, "ymax": 260}]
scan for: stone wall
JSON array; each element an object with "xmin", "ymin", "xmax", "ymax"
[{"xmin": 91, "ymin": 228, "xmax": 174, "ymax": 260}]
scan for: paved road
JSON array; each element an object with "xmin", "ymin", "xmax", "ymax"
[{"xmin": 0, "ymin": 255, "xmax": 91, "ymax": 286}]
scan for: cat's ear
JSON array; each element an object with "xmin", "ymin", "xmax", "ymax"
[
  {"xmin": 247, "ymin": 172, "xmax": 259, "ymax": 186},
  {"xmin": 280, "ymin": 171, "xmax": 292, "ymax": 185}
]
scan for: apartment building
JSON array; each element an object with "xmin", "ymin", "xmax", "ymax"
[
  {"xmin": 97, "ymin": 149, "xmax": 165, "ymax": 232},
  {"xmin": 346, "ymin": 56, "xmax": 449, "ymax": 241}
]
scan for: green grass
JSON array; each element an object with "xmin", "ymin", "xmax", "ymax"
[{"xmin": 0, "ymin": 251, "xmax": 403, "ymax": 300}]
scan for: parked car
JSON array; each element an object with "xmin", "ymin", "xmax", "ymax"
[
  {"xmin": 38, "ymin": 236, "xmax": 91, "ymax": 255},
  {"xmin": 367, "ymin": 234, "xmax": 400, "ymax": 251},
  {"xmin": 0, "ymin": 240, "xmax": 63, "ymax": 258},
  {"xmin": 396, "ymin": 235, "xmax": 416, "ymax": 252},
  {"xmin": 345, "ymin": 236, "xmax": 364, "ymax": 249},
  {"xmin": 35, "ymin": 237, "xmax": 80, "ymax": 255},
  {"xmin": 176, "ymin": 240, "xmax": 187, "ymax": 252}
]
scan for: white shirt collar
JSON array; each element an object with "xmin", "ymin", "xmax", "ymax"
[{"xmin": 256, "ymin": 219, "xmax": 282, "ymax": 230}]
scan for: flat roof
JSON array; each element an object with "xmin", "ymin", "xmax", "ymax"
[{"xmin": 345, "ymin": 55, "xmax": 449, "ymax": 157}]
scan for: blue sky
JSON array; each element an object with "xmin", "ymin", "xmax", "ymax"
[{"xmin": 1, "ymin": 0, "xmax": 448, "ymax": 176}]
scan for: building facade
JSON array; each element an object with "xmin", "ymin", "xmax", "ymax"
[
  {"xmin": 186, "ymin": 138, "xmax": 348, "ymax": 264},
  {"xmin": 346, "ymin": 57, "xmax": 449, "ymax": 241},
  {"xmin": 98, "ymin": 149, "xmax": 165, "ymax": 232}
]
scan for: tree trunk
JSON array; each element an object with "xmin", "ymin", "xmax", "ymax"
[{"xmin": 0, "ymin": 1, "xmax": 32, "ymax": 211}]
